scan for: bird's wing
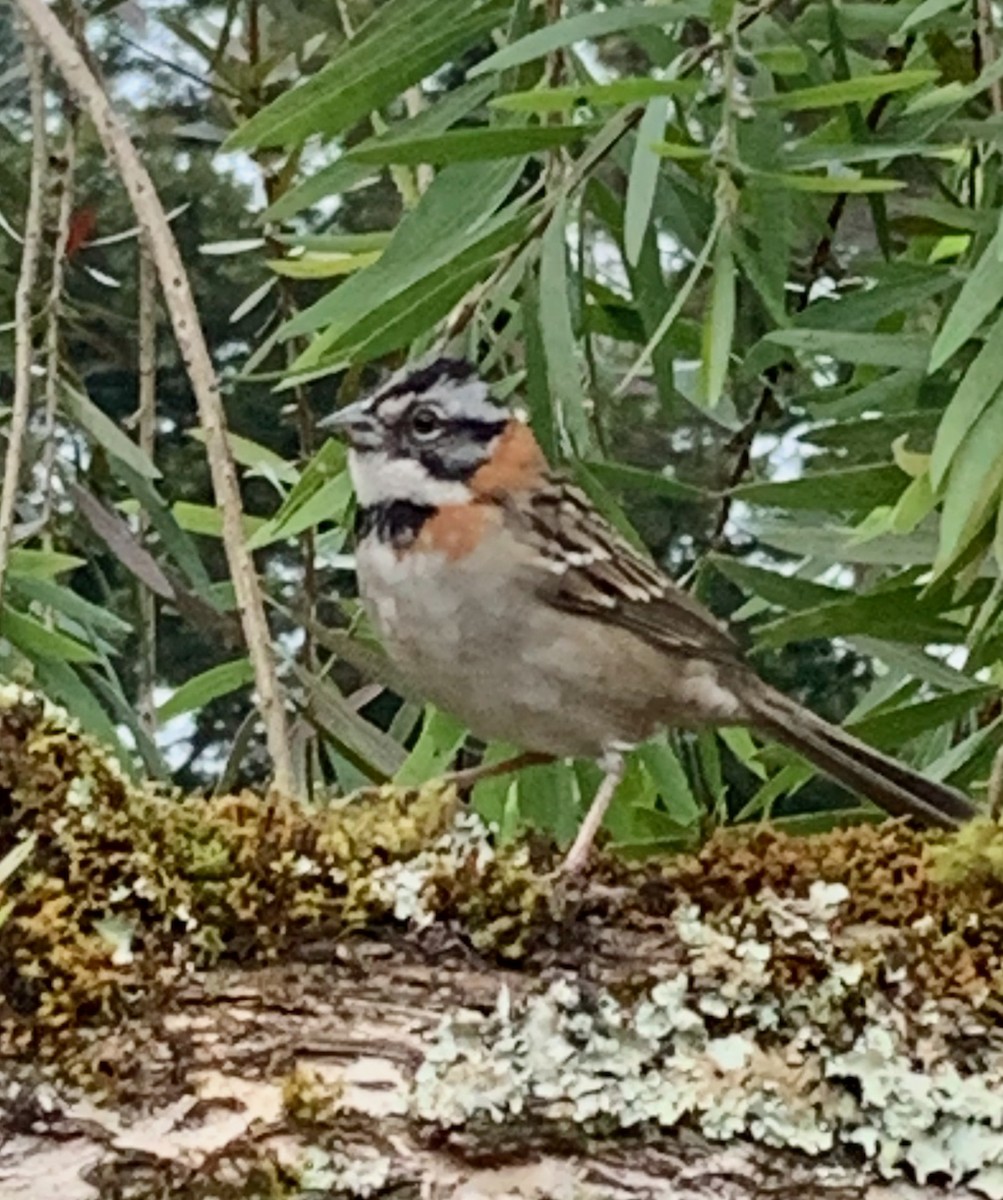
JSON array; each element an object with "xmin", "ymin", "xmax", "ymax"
[{"xmin": 498, "ymin": 475, "xmax": 741, "ymax": 666}]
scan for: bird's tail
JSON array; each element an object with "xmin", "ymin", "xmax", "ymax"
[{"xmin": 743, "ymin": 684, "xmax": 977, "ymax": 829}]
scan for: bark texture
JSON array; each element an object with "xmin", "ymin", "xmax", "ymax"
[{"xmin": 2, "ymin": 689, "xmax": 1003, "ymax": 1199}]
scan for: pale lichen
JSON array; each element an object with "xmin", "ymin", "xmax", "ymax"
[{"xmin": 413, "ymin": 885, "xmax": 1003, "ymax": 1197}]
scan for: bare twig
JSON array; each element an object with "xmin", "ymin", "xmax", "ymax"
[
  {"xmin": 0, "ymin": 24, "xmax": 48, "ymax": 613},
  {"xmin": 40, "ymin": 115, "xmax": 79, "ymax": 530},
  {"xmin": 15, "ymin": 0, "xmax": 296, "ymax": 795},
  {"xmin": 136, "ymin": 232, "xmax": 158, "ymax": 738}
]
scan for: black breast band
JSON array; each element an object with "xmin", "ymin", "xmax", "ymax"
[{"xmin": 355, "ymin": 499, "xmax": 436, "ymax": 548}]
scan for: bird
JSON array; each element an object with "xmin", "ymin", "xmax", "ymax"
[{"xmin": 320, "ymin": 357, "xmax": 977, "ymax": 872}]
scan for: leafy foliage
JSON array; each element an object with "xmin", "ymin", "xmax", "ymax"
[{"xmin": 2, "ymin": 0, "xmax": 1002, "ymax": 848}]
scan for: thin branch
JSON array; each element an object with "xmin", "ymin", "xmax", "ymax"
[
  {"xmin": 0, "ymin": 24, "xmax": 48, "ymax": 613},
  {"xmin": 40, "ymin": 115, "xmax": 79, "ymax": 530},
  {"xmin": 15, "ymin": 0, "xmax": 296, "ymax": 796},
  {"xmin": 136, "ymin": 232, "xmax": 158, "ymax": 739}
]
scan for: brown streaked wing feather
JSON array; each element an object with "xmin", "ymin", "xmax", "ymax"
[{"xmin": 499, "ymin": 476, "xmax": 741, "ymax": 666}]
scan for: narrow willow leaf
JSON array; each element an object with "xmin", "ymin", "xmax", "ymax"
[
  {"xmin": 281, "ymin": 160, "xmax": 527, "ymax": 341},
  {"xmin": 930, "ymin": 228, "xmax": 1003, "ymax": 371},
  {"xmin": 539, "ymin": 197, "xmax": 591, "ymax": 454},
  {"xmin": 292, "ymin": 661, "xmax": 406, "ymax": 781},
  {"xmin": 848, "ymin": 688, "xmax": 992, "ymax": 748},
  {"xmin": 265, "ymin": 78, "xmax": 496, "ymax": 223},
  {"xmin": 1, "ymin": 608, "xmax": 100, "ymax": 664},
  {"xmin": 764, "ymin": 328, "xmax": 930, "ymax": 369},
  {"xmin": 31, "ymin": 659, "xmax": 127, "ymax": 761},
  {"xmin": 228, "ymin": 0, "xmax": 505, "ymax": 150},
  {"xmin": 624, "ymin": 98, "xmax": 667, "ymax": 267},
  {"xmin": 930, "ymin": 311, "xmax": 1003, "ymax": 487},
  {"xmin": 61, "ymin": 382, "xmax": 161, "ymax": 480},
  {"xmin": 583, "ymin": 460, "xmax": 702, "ymax": 502},
  {"xmin": 700, "ymin": 230, "xmax": 735, "ymax": 407},
  {"xmin": 394, "ymin": 707, "xmax": 467, "ymax": 786},
  {"xmin": 7, "ymin": 548, "xmax": 83, "ymax": 578},
  {"xmin": 763, "ymin": 70, "xmax": 938, "ymax": 111},
  {"xmin": 734, "ymin": 464, "xmax": 909, "ymax": 511},
  {"xmin": 188, "ymin": 428, "xmax": 300, "ymax": 487},
  {"xmin": 110, "ymin": 458, "xmax": 218, "ymax": 604},
  {"xmin": 8, "ymin": 575, "xmax": 132, "ymax": 637},
  {"xmin": 906, "ymin": 54, "xmax": 1003, "ymax": 114},
  {"xmin": 157, "ymin": 659, "xmax": 256, "ymax": 722},
  {"xmin": 752, "ymin": 170, "xmax": 904, "ymax": 194},
  {"xmin": 268, "ymin": 250, "xmax": 381, "ymax": 279},
  {"xmin": 935, "ymin": 391, "xmax": 1003, "ymax": 575},
  {"xmin": 651, "ymin": 141, "xmax": 710, "ymax": 160},
  {"xmin": 636, "ymin": 740, "xmax": 702, "ymax": 826},
  {"xmin": 470, "ymin": 3, "xmax": 707, "ymax": 77},
  {"xmin": 247, "ymin": 440, "xmax": 351, "ymax": 550},
  {"xmin": 263, "ymin": 159, "xmax": 377, "ymax": 225},
  {"xmin": 492, "ymin": 79, "xmax": 697, "ymax": 113},
  {"xmin": 898, "ymin": 0, "xmax": 965, "ymax": 31},
  {"xmin": 348, "ymin": 124, "xmax": 601, "ymax": 165},
  {"xmin": 754, "ymin": 592, "xmax": 963, "ymax": 649}
]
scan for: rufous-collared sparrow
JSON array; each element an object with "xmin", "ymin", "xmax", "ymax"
[{"xmin": 322, "ymin": 358, "xmax": 976, "ymax": 871}]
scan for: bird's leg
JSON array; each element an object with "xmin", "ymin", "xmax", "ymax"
[
  {"xmin": 562, "ymin": 749, "xmax": 626, "ymax": 874},
  {"xmin": 441, "ymin": 750, "xmax": 553, "ymax": 791}
]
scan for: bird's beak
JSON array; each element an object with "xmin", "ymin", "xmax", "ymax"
[{"xmin": 318, "ymin": 399, "xmax": 380, "ymax": 450}]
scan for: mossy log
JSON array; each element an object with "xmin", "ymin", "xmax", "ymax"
[{"xmin": 2, "ymin": 688, "xmax": 1003, "ymax": 1199}]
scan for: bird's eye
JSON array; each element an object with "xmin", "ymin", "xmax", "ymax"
[{"xmin": 409, "ymin": 404, "xmax": 441, "ymax": 439}]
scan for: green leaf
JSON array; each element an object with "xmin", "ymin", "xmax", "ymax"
[
  {"xmin": 1, "ymin": 608, "xmax": 100, "ymax": 664},
  {"xmin": 751, "ymin": 170, "xmax": 904, "ymax": 194},
  {"xmin": 734, "ymin": 464, "xmax": 909, "ymax": 512},
  {"xmin": 157, "ymin": 659, "xmax": 256, "ymax": 722},
  {"xmin": 281, "ymin": 160, "xmax": 528, "ymax": 342},
  {"xmin": 582, "ymin": 460, "xmax": 702, "ymax": 502},
  {"xmin": 539, "ymin": 197, "xmax": 591, "ymax": 454},
  {"xmin": 754, "ymin": 590, "xmax": 964, "ymax": 649},
  {"xmin": 492, "ymin": 78, "xmax": 698, "ymax": 113},
  {"xmin": 188, "ymin": 428, "xmax": 300, "ymax": 487},
  {"xmin": 7, "ymin": 548, "xmax": 84, "ymax": 579},
  {"xmin": 469, "ymin": 3, "xmax": 707, "ymax": 77},
  {"xmin": 262, "ymin": 159, "xmax": 376, "ymax": 225},
  {"xmin": 8, "ymin": 575, "xmax": 132, "ymax": 638},
  {"xmin": 110, "ymin": 457, "xmax": 218, "ymax": 604},
  {"xmin": 930, "ymin": 310, "xmax": 1003, "ymax": 488},
  {"xmin": 228, "ymin": 0, "xmax": 506, "ymax": 150},
  {"xmin": 637, "ymin": 739, "xmax": 702, "ymax": 826},
  {"xmin": 700, "ymin": 230, "xmax": 735, "ymax": 407},
  {"xmin": 394, "ymin": 708, "xmax": 467, "ymax": 786},
  {"xmin": 930, "ymin": 229, "xmax": 1003, "ymax": 371},
  {"xmin": 764, "ymin": 328, "xmax": 931, "ymax": 369},
  {"xmin": 764, "ymin": 70, "xmax": 938, "ymax": 111},
  {"xmin": 347, "ymin": 124, "xmax": 601, "ymax": 165},
  {"xmin": 268, "ymin": 250, "xmax": 382, "ymax": 279},
  {"xmin": 898, "ymin": 0, "xmax": 965, "ymax": 32},
  {"xmin": 848, "ymin": 687, "xmax": 992, "ymax": 748},
  {"xmin": 624, "ymin": 97, "xmax": 667, "ymax": 267},
  {"xmin": 61, "ymin": 382, "xmax": 161, "ymax": 480},
  {"xmin": 906, "ymin": 53, "xmax": 1003, "ymax": 114},
  {"xmin": 293, "ymin": 662, "xmax": 406, "ymax": 781},
  {"xmin": 31, "ymin": 659, "xmax": 127, "ymax": 761},
  {"xmin": 247, "ymin": 440, "xmax": 351, "ymax": 550},
  {"xmin": 263, "ymin": 78, "xmax": 495, "ymax": 223},
  {"xmin": 935, "ymin": 390, "xmax": 1003, "ymax": 574}
]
